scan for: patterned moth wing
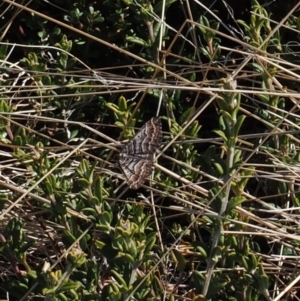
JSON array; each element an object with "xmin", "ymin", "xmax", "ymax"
[{"xmin": 119, "ymin": 117, "xmax": 162, "ymax": 189}]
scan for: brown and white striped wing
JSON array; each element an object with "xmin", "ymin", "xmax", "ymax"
[
  {"xmin": 121, "ymin": 117, "xmax": 162, "ymax": 155},
  {"xmin": 119, "ymin": 117, "xmax": 162, "ymax": 189},
  {"xmin": 119, "ymin": 154, "xmax": 153, "ymax": 189}
]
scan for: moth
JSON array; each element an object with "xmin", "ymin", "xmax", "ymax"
[{"xmin": 118, "ymin": 117, "xmax": 162, "ymax": 189}]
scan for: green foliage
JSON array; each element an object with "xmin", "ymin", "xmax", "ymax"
[
  {"xmin": 106, "ymin": 95, "xmax": 138, "ymax": 138},
  {"xmin": 0, "ymin": 0, "xmax": 299, "ymax": 300},
  {"xmin": 197, "ymin": 15, "xmax": 221, "ymax": 59}
]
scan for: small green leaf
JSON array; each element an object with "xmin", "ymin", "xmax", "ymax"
[
  {"xmin": 145, "ymin": 232, "xmax": 156, "ymax": 253},
  {"xmin": 126, "ymin": 36, "xmax": 150, "ymax": 47},
  {"xmin": 179, "ymin": 108, "xmax": 195, "ymax": 125},
  {"xmin": 118, "ymin": 95, "xmax": 127, "ymax": 111},
  {"xmin": 171, "ymin": 249, "xmax": 186, "ymax": 272},
  {"xmin": 95, "ymin": 240, "xmax": 105, "ymax": 249},
  {"xmin": 226, "ymin": 196, "xmax": 246, "ymax": 213},
  {"xmin": 234, "ymin": 115, "xmax": 246, "ymax": 137},
  {"xmin": 57, "ymin": 281, "xmax": 81, "ymax": 294},
  {"xmin": 111, "ymin": 269, "xmax": 128, "ymax": 289},
  {"xmin": 195, "ymin": 245, "xmax": 207, "ymax": 257},
  {"xmin": 106, "ymin": 102, "xmax": 122, "ymax": 114},
  {"xmin": 213, "ymin": 130, "xmax": 228, "ymax": 142},
  {"xmin": 213, "ymin": 161, "xmax": 224, "ymax": 175}
]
